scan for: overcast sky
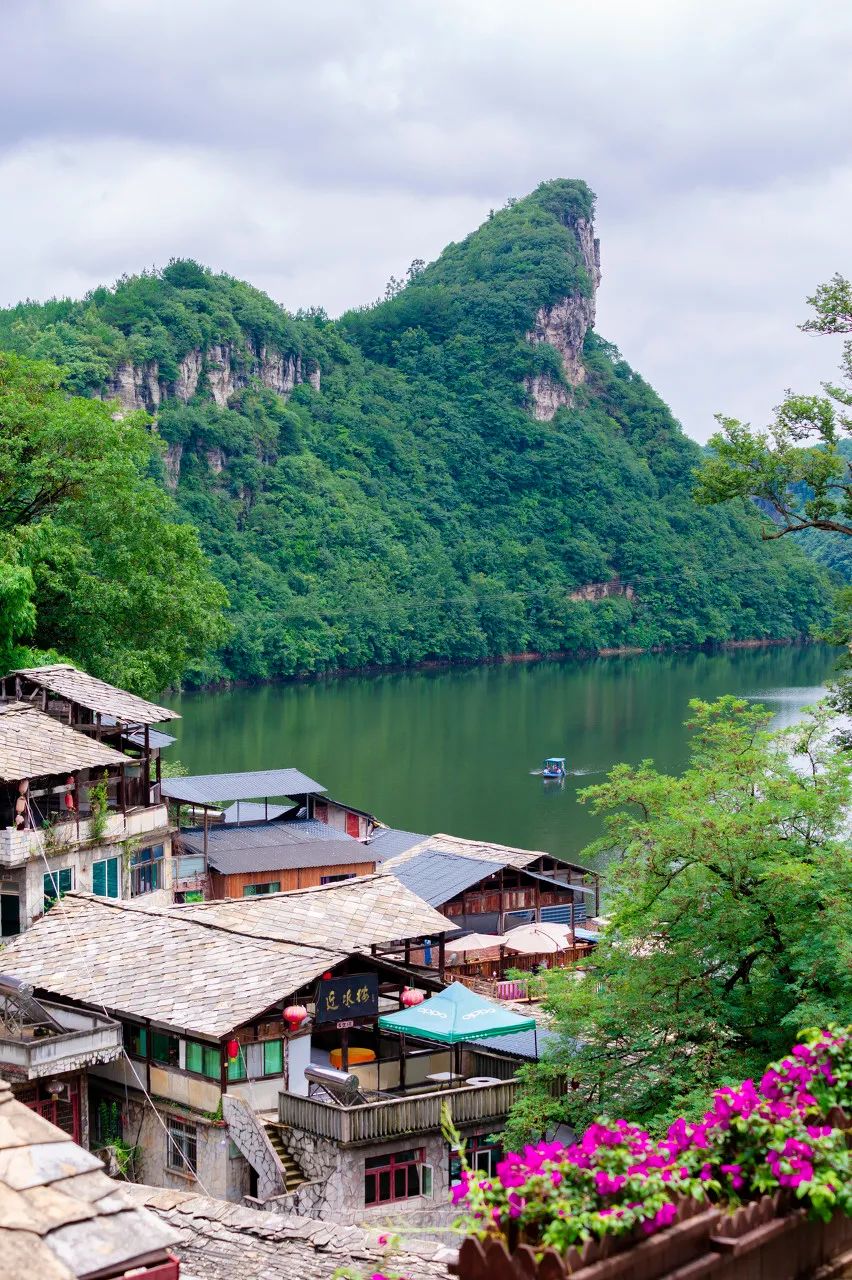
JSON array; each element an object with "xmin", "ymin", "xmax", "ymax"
[{"xmin": 2, "ymin": 0, "xmax": 850, "ymax": 441}]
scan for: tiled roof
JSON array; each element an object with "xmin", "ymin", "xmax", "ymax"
[
  {"xmin": 383, "ymin": 831, "xmax": 595, "ymax": 877},
  {"xmin": 389, "ymin": 849, "xmax": 505, "ymax": 907},
  {"xmin": 0, "ymin": 1076, "xmax": 178, "ymax": 1279},
  {"xmin": 161, "ymin": 768, "xmax": 325, "ymax": 805},
  {"xmin": 175, "ymin": 874, "xmax": 458, "ymax": 949},
  {"xmin": 126, "ymin": 1185, "xmax": 455, "ymax": 1279},
  {"xmin": 11, "ymin": 664, "xmax": 179, "ymax": 724},
  {"xmin": 0, "ymin": 703, "xmax": 131, "ymax": 783},
  {"xmin": 2, "ymin": 895, "xmax": 347, "ymax": 1038}
]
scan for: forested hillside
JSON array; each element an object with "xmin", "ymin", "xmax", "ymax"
[{"xmin": 0, "ymin": 181, "xmax": 831, "ymax": 684}]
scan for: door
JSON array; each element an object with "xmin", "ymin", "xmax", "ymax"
[
  {"xmin": 345, "ymin": 811, "xmax": 360, "ymax": 838},
  {"xmin": 0, "ymin": 893, "xmax": 20, "ymax": 937}
]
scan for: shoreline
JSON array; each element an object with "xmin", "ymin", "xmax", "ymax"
[{"xmin": 177, "ymin": 635, "xmax": 818, "ymax": 696}]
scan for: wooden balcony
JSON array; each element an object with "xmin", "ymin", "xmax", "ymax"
[{"xmin": 278, "ymin": 1078, "xmax": 518, "ymax": 1146}]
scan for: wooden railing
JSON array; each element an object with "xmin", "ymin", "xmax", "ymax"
[
  {"xmin": 279, "ymin": 1079, "xmax": 518, "ymax": 1145},
  {"xmin": 452, "ymin": 946, "xmax": 592, "ymax": 981}
]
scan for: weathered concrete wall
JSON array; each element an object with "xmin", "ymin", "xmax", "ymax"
[{"xmin": 223, "ymin": 1093, "xmax": 285, "ymax": 1200}]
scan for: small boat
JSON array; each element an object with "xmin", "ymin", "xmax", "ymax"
[{"xmin": 542, "ymin": 756, "xmax": 566, "ymax": 779}]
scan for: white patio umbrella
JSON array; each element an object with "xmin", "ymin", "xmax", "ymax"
[
  {"xmin": 502, "ymin": 922, "xmax": 572, "ymax": 955},
  {"xmin": 446, "ymin": 932, "xmax": 506, "ymax": 960}
]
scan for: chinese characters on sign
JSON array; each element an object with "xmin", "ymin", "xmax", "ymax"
[{"xmin": 315, "ymin": 974, "xmax": 379, "ymax": 1023}]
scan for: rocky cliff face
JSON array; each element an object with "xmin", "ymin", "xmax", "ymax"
[
  {"xmin": 525, "ymin": 214, "xmax": 601, "ymax": 421},
  {"xmin": 100, "ymin": 339, "xmax": 320, "ymax": 415}
]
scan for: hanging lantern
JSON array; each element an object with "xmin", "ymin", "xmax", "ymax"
[
  {"xmin": 283, "ymin": 1004, "xmax": 308, "ymax": 1032},
  {"xmin": 401, "ymin": 987, "xmax": 425, "ymax": 1008},
  {"xmin": 17, "ymin": 780, "xmax": 28, "ymax": 795},
  {"xmin": 225, "ymin": 1037, "xmax": 240, "ymax": 1061}
]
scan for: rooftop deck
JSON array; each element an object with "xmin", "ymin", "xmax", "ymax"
[{"xmin": 0, "ymin": 998, "xmax": 122, "ymax": 1079}]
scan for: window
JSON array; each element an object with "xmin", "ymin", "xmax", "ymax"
[
  {"xmin": 320, "ymin": 873, "xmax": 356, "ymax": 885},
  {"xmin": 124, "ymin": 1023, "xmax": 147, "ymax": 1059},
  {"xmin": 226, "ymin": 1051, "xmax": 247, "ymax": 1082},
  {"xmin": 450, "ymin": 1135, "xmax": 502, "ymax": 1185},
  {"xmin": 185, "ymin": 1040, "xmax": 221, "ymax": 1080},
  {"xmin": 364, "ymin": 1149, "xmax": 431, "ymax": 1205},
  {"xmin": 243, "ymin": 882, "xmax": 280, "ymax": 896},
  {"xmin": 131, "ymin": 844, "xmax": 164, "ymax": 896},
  {"xmin": 166, "ymin": 1117, "xmax": 197, "ymax": 1176},
  {"xmin": 262, "ymin": 1039, "xmax": 283, "ymax": 1076},
  {"xmin": 43, "ymin": 867, "xmax": 73, "ymax": 912},
  {"xmin": 151, "ymin": 1032, "xmax": 179, "ymax": 1067},
  {"xmin": 92, "ymin": 856, "xmax": 120, "ymax": 899}
]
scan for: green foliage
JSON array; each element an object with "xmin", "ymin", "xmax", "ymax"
[
  {"xmin": 504, "ymin": 697, "xmax": 852, "ymax": 1149},
  {"xmin": 88, "ymin": 773, "xmax": 109, "ymax": 840},
  {"xmin": 0, "ymin": 187, "xmax": 832, "ymax": 684},
  {"xmin": 0, "ymin": 353, "xmax": 227, "ymax": 693}
]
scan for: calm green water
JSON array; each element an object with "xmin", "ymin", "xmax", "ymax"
[{"xmin": 167, "ymin": 646, "xmax": 838, "ymax": 865}]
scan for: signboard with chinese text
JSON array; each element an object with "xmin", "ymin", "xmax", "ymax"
[{"xmin": 315, "ymin": 973, "xmax": 379, "ymax": 1023}]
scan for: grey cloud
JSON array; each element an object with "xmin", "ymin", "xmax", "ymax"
[{"xmin": 1, "ymin": 0, "xmax": 850, "ymax": 440}]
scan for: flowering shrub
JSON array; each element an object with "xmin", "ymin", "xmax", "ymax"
[{"xmin": 453, "ymin": 1027, "xmax": 851, "ymax": 1252}]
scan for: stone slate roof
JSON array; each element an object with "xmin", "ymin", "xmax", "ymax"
[
  {"xmin": 161, "ymin": 768, "xmax": 325, "ymax": 805},
  {"xmin": 176, "ymin": 873, "xmax": 458, "ymax": 948},
  {"xmin": 0, "ymin": 1076, "xmax": 178, "ymax": 1279},
  {"xmin": 181, "ymin": 819, "xmax": 373, "ymax": 875},
  {"xmin": 389, "ymin": 848, "xmax": 506, "ymax": 907},
  {"xmin": 383, "ymin": 831, "xmax": 549, "ymax": 871},
  {"xmin": 1, "ymin": 895, "xmax": 347, "ymax": 1038},
  {"xmin": 0, "ymin": 703, "xmax": 131, "ymax": 783},
  {"xmin": 126, "ymin": 1185, "xmax": 454, "ymax": 1280},
  {"xmin": 11, "ymin": 664, "xmax": 179, "ymax": 724}
]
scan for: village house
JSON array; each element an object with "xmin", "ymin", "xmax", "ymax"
[
  {"xmin": 0, "ymin": 875, "xmax": 533, "ymax": 1226},
  {"xmin": 163, "ymin": 770, "xmax": 380, "ymax": 900},
  {"xmin": 0, "ymin": 665, "xmax": 178, "ymax": 937}
]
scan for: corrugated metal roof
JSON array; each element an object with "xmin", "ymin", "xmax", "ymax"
[
  {"xmin": 0, "ymin": 703, "xmax": 132, "ymax": 782},
  {"xmin": 0, "ymin": 1076, "xmax": 179, "ymax": 1279},
  {"xmin": 388, "ymin": 849, "xmax": 505, "ymax": 907},
  {"xmin": 205, "ymin": 841, "xmax": 376, "ymax": 875},
  {"xmin": 180, "ymin": 819, "xmax": 356, "ymax": 859},
  {"xmin": 367, "ymin": 827, "xmax": 429, "ymax": 860},
  {"xmin": 466, "ymin": 1027, "xmax": 558, "ymax": 1061},
  {"xmin": 11, "ymin": 664, "xmax": 179, "ymax": 725},
  {"xmin": 161, "ymin": 768, "xmax": 325, "ymax": 805},
  {"xmin": 222, "ymin": 801, "xmax": 293, "ymax": 824},
  {"xmin": 2, "ymin": 895, "xmax": 348, "ymax": 1037}
]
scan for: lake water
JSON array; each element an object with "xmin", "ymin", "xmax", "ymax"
[{"xmin": 167, "ymin": 645, "xmax": 839, "ymax": 866}]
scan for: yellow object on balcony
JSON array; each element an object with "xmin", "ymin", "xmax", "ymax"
[{"xmin": 329, "ymin": 1047, "xmax": 376, "ymax": 1070}]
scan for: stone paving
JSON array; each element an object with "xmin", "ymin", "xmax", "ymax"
[{"xmin": 125, "ymin": 1185, "xmax": 456, "ymax": 1280}]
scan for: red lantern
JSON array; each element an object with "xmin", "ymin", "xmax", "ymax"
[
  {"xmin": 401, "ymin": 987, "xmax": 425, "ymax": 1008},
  {"xmin": 283, "ymin": 1004, "xmax": 308, "ymax": 1032},
  {"xmin": 226, "ymin": 1037, "xmax": 240, "ymax": 1060}
]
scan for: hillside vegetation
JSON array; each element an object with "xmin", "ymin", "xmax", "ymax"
[{"xmin": 0, "ymin": 181, "xmax": 831, "ymax": 684}]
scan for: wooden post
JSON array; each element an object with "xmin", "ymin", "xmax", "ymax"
[
  {"xmin": 438, "ymin": 934, "xmax": 446, "ymax": 983},
  {"xmin": 595, "ymin": 874, "xmax": 600, "ymax": 918},
  {"xmin": 341, "ymin": 1026, "xmax": 350, "ymax": 1074},
  {"xmin": 399, "ymin": 1033, "xmax": 406, "ymax": 1092},
  {"xmin": 404, "ymin": 940, "xmax": 411, "ymax": 966},
  {"xmin": 203, "ymin": 807, "xmax": 209, "ymax": 878},
  {"xmin": 498, "ymin": 944, "xmax": 506, "ymax": 982},
  {"xmin": 570, "ymin": 897, "xmax": 576, "ymax": 948},
  {"xmin": 143, "ymin": 725, "xmax": 150, "ymax": 802}
]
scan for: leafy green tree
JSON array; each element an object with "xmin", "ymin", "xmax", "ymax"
[
  {"xmin": 0, "ymin": 352, "xmax": 227, "ymax": 692},
  {"xmin": 504, "ymin": 697, "xmax": 852, "ymax": 1150}
]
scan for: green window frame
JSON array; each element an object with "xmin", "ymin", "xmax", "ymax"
[
  {"xmin": 242, "ymin": 882, "xmax": 280, "ymax": 897},
  {"xmin": 227, "ymin": 1051, "xmax": 247, "ymax": 1081},
  {"xmin": 43, "ymin": 867, "xmax": 73, "ymax": 912},
  {"xmin": 92, "ymin": 856, "xmax": 120, "ymax": 899},
  {"xmin": 151, "ymin": 1032, "xmax": 179, "ymax": 1066},
  {"xmin": 263, "ymin": 1039, "xmax": 283, "ymax": 1075},
  {"xmin": 185, "ymin": 1040, "xmax": 221, "ymax": 1080}
]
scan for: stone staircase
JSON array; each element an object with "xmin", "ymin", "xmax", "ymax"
[{"xmin": 263, "ymin": 1123, "xmax": 307, "ymax": 1193}]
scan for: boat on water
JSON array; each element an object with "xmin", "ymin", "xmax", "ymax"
[{"xmin": 541, "ymin": 756, "xmax": 566, "ymax": 779}]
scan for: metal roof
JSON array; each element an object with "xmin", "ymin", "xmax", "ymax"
[
  {"xmin": 124, "ymin": 727, "xmax": 176, "ymax": 750},
  {"xmin": 161, "ymin": 768, "xmax": 326, "ymax": 805},
  {"xmin": 175, "ymin": 873, "xmax": 458, "ymax": 949},
  {"xmin": 367, "ymin": 827, "xmax": 429, "ymax": 860},
  {"xmin": 2, "ymin": 895, "xmax": 348, "ymax": 1038},
  {"xmin": 205, "ymin": 841, "xmax": 377, "ymax": 875},
  {"xmin": 222, "ymin": 801, "xmax": 293, "ymax": 824},
  {"xmin": 523, "ymin": 868, "xmax": 598, "ymax": 896},
  {"xmin": 0, "ymin": 702, "xmax": 131, "ymax": 783},
  {"xmin": 387, "ymin": 849, "xmax": 505, "ymax": 907},
  {"xmin": 0, "ymin": 1077, "xmax": 178, "ymax": 1279},
  {"xmin": 11, "ymin": 664, "xmax": 179, "ymax": 725},
  {"xmin": 180, "ymin": 819, "xmax": 356, "ymax": 858},
  {"xmin": 466, "ymin": 1026, "xmax": 559, "ymax": 1061}
]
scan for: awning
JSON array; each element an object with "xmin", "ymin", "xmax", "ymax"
[
  {"xmin": 446, "ymin": 932, "xmax": 505, "ymax": 955},
  {"xmin": 377, "ymin": 981, "xmax": 537, "ymax": 1043}
]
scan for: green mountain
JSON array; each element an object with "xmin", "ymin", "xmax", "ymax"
[{"xmin": 0, "ymin": 181, "xmax": 831, "ymax": 683}]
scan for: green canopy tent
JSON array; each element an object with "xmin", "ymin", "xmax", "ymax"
[{"xmin": 378, "ymin": 982, "xmax": 538, "ymax": 1085}]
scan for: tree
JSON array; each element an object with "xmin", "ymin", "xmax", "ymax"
[
  {"xmin": 504, "ymin": 697, "xmax": 852, "ymax": 1149},
  {"xmin": 0, "ymin": 352, "xmax": 228, "ymax": 693}
]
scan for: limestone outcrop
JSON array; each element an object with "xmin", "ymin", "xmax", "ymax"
[{"xmin": 525, "ymin": 214, "xmax": 601, "ymax": 421}]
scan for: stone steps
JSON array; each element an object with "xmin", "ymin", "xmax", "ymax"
[{"xmin": 264, "ymin": 1123, "xmax": 307, "ymax": 1193}]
